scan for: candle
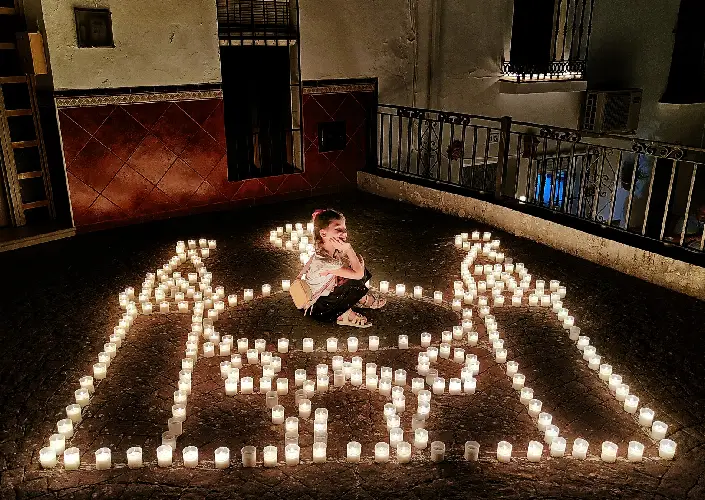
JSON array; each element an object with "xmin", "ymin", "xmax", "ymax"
[
  {"xmin": 379, "ymin": 281, "xmax": 389, "ymax": 293},
  {"xmin": 369, "ymin": 336, "xmax": 380, "ymax": 351},
  {"xmin": 224, "ymin": 377, "xmax": 238, "ymax": 395},
  {"xmin": 63, "ymin": 447, "xmax": 80, "ymax": 470},
  {"xmin": 433, "ymin": 377, "xmax": 445, "ymax": 395},
  {"xmin": 168, "ymin": 418, "xmax": 182, "ymax": 436},
  {"xmin": 652, "ymin": 421, "xmax": 668, "ymax": 440},
  {"xmin": 219, "ymin": 342, "xmax": 231, "ymax": 356},
  {"xmin": 659, "ymin": 439, "xmax": 677, "ymax": 460},
  {"xmin": 439, "ymin": 344, "xmax": 451, "ymax": 360},
  {"xmin": 374, "ymin": 442, "xmax": 390, "ymax": 463},
  {"xmin": 529, "ymin": 294, "xmax": 539, "ymax": 306},
  {"xmin": 414, "ymin": 428, "xmax": 429, "ymax": 449},
  {"xmin": 310, "ymin": 442, "xmax": 327, "ymax": 464},
  {"xmin": 340, "ymin": 368, "xmax": 357, "ymax": 387},
  {"xmin": 572, "ymin": 438, "xmax": 589, "ymax": 459},
  {"xmin": 172, "ymin": 404, "xmax": 187, "ymax": 422},
  {"xmin": 462, "ymin": 308, "xmax": 473, "ymax": 319},
  {"xmin": 608, "ymin": 374, "xmax": 622, "ymax": 392},
  {"xmin": 347, "ymin": 441, "xmax": 362, "ymax": 462},
  {"xmin": 396, "ymin": 284, "xmax": 406, "ymax": 296},
  {"xmin": 80, "ymin": 375, "xmax": 95, "ymax": 393},
  {"xmin": 468, "ymin": 331, "xmax": 479, "ymax": 346},
  {"xmin": 57, "ymin": 418, "xmax": 74, "ymax": 438},
  {"xmin": 520, "ymin": 387, "xmax": 534, "ymax": 405},
  {"xmin": 601, "ymin": 441, "xmax": 617, "ymax": 462},
  {"xmin": 624, "ymin": 394, "xmax": 639, "ymax": 413},
  {"xmin": 411, "ymin": 378, "xmax": 424, "ymax": 394},
  {"xmin": 528, "ymin": 399, "xmax": 543, "ymax": 417},
  {"xmin": 588, "ymin": 355, "xmax": 601, "ymax": 370},
  {"xmin": 247, "ymin": 349, "xmax": 258, "ymax": 365},
  {"xmin": 615, "ymin": 384, "xmax": 630, "ymax": 401},
  {"xmin": 627, "ymin": 441, "xmax": 644, "ymax": 462},
  {"xmin": 527, "ymin": 440, "xmax": 543, "ymax": 462},
  {"xmin": 228, "ymin": 294, "xmax": 237, "ymax": 307},
  {"xmin": 449, "ymin": 378, "xmax": 462, "ymax": 395},
  {"xmin": 398, "ymin": 335, "xmax": 409, "ymax": 349},
  {"xmin": 299, "ymin": 338, "xmax": 313, "ymax": 354},
  {"xmin": 496, "ymin": 441, "xmax": 512, "ymax": 463},
  {"xmin": 326, "ymin": 337, "xmax": 338, "ymax": 352},
  {"xmin": 390, "ymin": 427, "xmax": 403, "ymax": 448},
  {"xmin": 433, "ymin": 291, "xmax": 443, "ymax": 303},
  {"xmin": 66, "ymin": 404, "xmax": 82, "ymax": 423},
  {"xmin": 49, "ymin": 433, "xmax": 65, "ymax": 455},
  {"xmin": 464, "ymin": 377, "xmax": 477, "ymax": 394},
  {"xmin": 413, "ymin": 286, "xmax": 423, "ymax": 299},
  {"xmin": 93, "ymin": 362, "xmax": 107, "ymax": 380},
  {"xmin": 429, "ymin": 441, "xmax": 445, "ymax": 462},
  {"xmin": 550, "ymin": 437, "xmax": 566, "ymax": 457},
  {"xmin": 452, "ymin": 298, "xmax": 462, "ymax": 310},
  {"xmin": 599, "ymin": 363, "xmax": 612, "ymax": 381},
  {"xmin": 453, "ymin": 348, "xmax": 465, "ymax": 364},
  {"xmin": 294, "ymin": 369, "xmax": 307, "ymax": 387},
  {"xmin": 639, "ymin": 408, "xmax": 654, "ymax": 427},
  {"xmin": 544, "ymin": 424, "xmax": 559, "ymax": 445},
  {"xmin": 577, "ymin": 336, "xmax": 590, "ymax": 350},
  {"xmin": 537, "ymin": 412, "xmax": 552, "ymax": 431},
  {"xmin": 299, "ymin": 399, "xmax": 312, "ymax": 419},
  {"xmin": 243, "ymin": 289, "xmax": 254, "ymax": 301},
  {"xmin": 261, "ymin": 445, "xmax": 278, "ymax": 467},
  {"xmin": 203, "ymin": 342, "xmax": 215, "ymax": 357},
  {"xmin": 285, "ymin": 417, "xmax": 299, "ymax": 434},
  {"xmin": 272, "ymin": 405, "xmax": 285, "ymax": 424},
  {"xmin": 285, "ymin": 444, "xmax": 300, "ymax": 466},
  {"xmin": 317, "ymin": 375, "xmax": 330, "ymax": 392},
  {"xmin": 392, "ymin": 441, "xmax": 411, "ymax": 464},
  {"xmin": 495, "ymin": 349, "xmax": 508, "ymax": 363},
  {"xmin": 260, "ymin": 377, "xmax": 272, "ymax": 394},
  {"xmin": 334, "ymin": 370, "xmax": 345, "ymax": 387},
  {"xmin": 512, "ymin": 374, "xmax": 525, "ymax": 390},
  {"xmin": 39, "ymin": 447, "xmax": 57, "ymax": 469},
  {"xmin": 238, "ymin": 445, "xmax": 256, "ymax": 467},
  {"xmin": 506, "ymin": 361, "xmax": 519, "ymax": 377},
  {"xmin": 262, "ymin": 284, "xmax": 271, "ymax": 297},
  {"xmin": 127, "ymin": 446, "xmax": 143, "ymax": 468}
]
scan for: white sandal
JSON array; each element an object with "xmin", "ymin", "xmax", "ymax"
[{"xmin": 336, "ymin": 311, "xmax": 372, "ymax": 328}]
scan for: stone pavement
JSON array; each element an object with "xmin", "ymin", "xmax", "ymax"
[{"xmin": 2, "ymin": 191, "xmax": 705, "ymax": 499}]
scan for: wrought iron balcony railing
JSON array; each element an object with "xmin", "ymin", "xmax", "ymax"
[
  {"xmin": 375, "ymin": 104, "xmax": 705, "ymax": 262},
  {"xmin": 217, "ymin": 0, "xmax": 296, "ymax": 41}
]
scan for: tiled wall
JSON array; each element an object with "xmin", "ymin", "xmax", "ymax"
[{"xmin": 57, "ymin": 84, "xmax": 374, "ymax": 229}]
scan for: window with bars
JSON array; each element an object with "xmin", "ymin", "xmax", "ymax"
[
  {"xmin": 216, "ymin": 0, "xmax": 303, "ymax": 181},
  {"xmin": 661, "ymin": 0, "xmax": 705, "ymax": 104},
  {"xmin": 503, "ymin": 0, "xmax": 594, "ymax": 82}
]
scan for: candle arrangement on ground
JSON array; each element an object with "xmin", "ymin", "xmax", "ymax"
[{"xmin": 37, "ymin": 226, "xmax": 675, "ymax": 471}]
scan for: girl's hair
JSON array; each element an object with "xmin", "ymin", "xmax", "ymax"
[{"xmin": 312, "ymin": 209, "xmax": 344, "ymax": 248}]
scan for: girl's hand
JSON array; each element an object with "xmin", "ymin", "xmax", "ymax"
[{"xmin": 331, "ymin": 237, "xmax": 352, "ymax": 253}]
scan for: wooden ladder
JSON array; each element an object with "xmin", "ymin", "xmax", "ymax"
[{"xmin": 0, "ymin": 0, "xmax": 54, "ymax": 226}]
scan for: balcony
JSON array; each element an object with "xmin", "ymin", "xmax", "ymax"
[{"xmin": 501, "ymin": 0, "xmax": 593, "ymax": 93}]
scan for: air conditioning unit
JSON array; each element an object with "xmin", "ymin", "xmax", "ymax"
[{"xmin": 582, "ymin": 89, "xmax": 642, "ymax": 134}]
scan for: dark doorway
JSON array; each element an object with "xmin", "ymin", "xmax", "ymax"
[{"xmin": 220, "ymin": 45, "xmax": 295, "ymax": 181}]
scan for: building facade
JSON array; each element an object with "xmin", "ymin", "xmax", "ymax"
[{"xmin": 0, "ymin": 0, "xmax": 702, "ymax": 234}]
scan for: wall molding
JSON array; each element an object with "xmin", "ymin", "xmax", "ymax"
[
  {"xmin": 358, "ymin": 171, "xmax": 705, "ymax": 301},
  {"xmin": 303, "ymin": 82, "xmax": 376, "ymax": 95},
  {"xmin": 55, "ymin": 87, "xmax": 222, "ymax": 108}
]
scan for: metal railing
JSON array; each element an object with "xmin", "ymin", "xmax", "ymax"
[
  {"xmin": 217, "ymin": 0, "xmax": 296, "ymax": 42},
  {"xmin": 503, "ymin": 0, "xmax": 594, "ymax": 82},
  {"xmin": 376, "ymin": 104, "xmax": 705, "ymax": 256}
]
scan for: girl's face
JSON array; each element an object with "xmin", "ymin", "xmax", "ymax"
[{"xmin": 321, "ymin": 217, "xmax": 347, "ymax": 243}]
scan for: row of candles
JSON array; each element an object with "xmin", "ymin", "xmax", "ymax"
[{"xmin": 38, "ymin": 432, "xmax": 679, "ymax": 470}]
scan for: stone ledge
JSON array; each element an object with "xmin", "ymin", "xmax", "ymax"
[{"xmin": 357, "ymin": 171, "xmax": 705, "ymax": 301}]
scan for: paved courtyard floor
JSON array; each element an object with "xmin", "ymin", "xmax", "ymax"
[{"xmin": 2, "ymin": 191, "xmax": 705, "ymax": 499}]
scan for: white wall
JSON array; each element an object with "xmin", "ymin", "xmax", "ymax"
[
  {"xmin": 300, "ymin": 0, "xmax": 584, "ymax": 129},
  {"xmin": 588, "ymin": 0, "xmax": 705, "ymax": 147},
  {"xmin": 36, "ymin": 0, "xmax": 221, "ymax": 90}
]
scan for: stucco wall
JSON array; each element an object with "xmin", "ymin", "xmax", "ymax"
[
  {"xmin": 588, "ymin": 0, "xmax": 705, "ymax": 147},
  {"xmin": 37, "ymin": 0, "xmax": 221, "ymax": 90},
  {"xmin": 299, "ymin": 0, "xmax": 584, "ymax": 129},
  {"xmin": 358, "ymin": 171, "xmax": 705, "ymax": 301}
]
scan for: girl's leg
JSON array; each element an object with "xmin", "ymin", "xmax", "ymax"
[{"xmin": 310, "ymin": 271, "xmax": 372, "ymax": 322}]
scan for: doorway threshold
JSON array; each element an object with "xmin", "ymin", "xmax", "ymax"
[{"xmin": 0, "ymin": 223, "xmax": 75, "ymax": 252}]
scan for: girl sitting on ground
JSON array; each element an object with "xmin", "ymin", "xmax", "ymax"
[{"xmin": 303, "ymin": 209, "xmax": 385, "ymax": 328}]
